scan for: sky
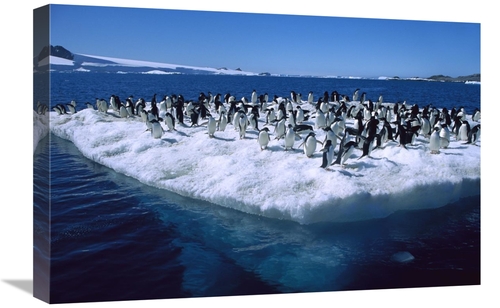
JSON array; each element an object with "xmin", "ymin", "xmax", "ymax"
[{"xmin": 44, "ymin": 3, "xmax": 480, "ymax": 78}]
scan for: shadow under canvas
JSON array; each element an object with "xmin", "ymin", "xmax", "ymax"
[{"xmin": 3, "ymin": 280, "xmax": 33, "ymax": 295}]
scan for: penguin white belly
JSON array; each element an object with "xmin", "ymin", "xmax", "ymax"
[
  {"xmin": 258, "ymin": 130, "xmax": 270, "ymax": 150},
  {"xmin": 248, "ymin": 114, "xmax": 258, "ymax": 130},
  {"xmin": 219, "ymin": 114, "xmax": 228, "ymax": 131},
  {"xmin": 284, "ymin": 129, "xmax": 295, "ymax": 150},
  {"xmin": 304, "ymin": 137, "xmax": 317, "ymax": 157},
  {"xmin": 315, "ymin": 112, "xmax": 326, "ymax": 129},
  {"xmin": 320, "ymin": 102, "xmax": 329, "ymax": 113},
  {"xmin": 421, "ymin": 119, "xmax": 430, "ymax": 137},
  {"xmin": 207, "ymin": 117, "xmax": 216, "ymax": 137},
  {"xmin": 119, "ymin": 106, "xmax": 128, "ymax": 118},
  {"xmin": 439, "ymin": 128, "xmax": 450, "ymax": 148},
  {"xmin": 233, "ymin": 113, "xmax": 240, "ymax": 130},
  {"xmin": 429, "ymin": 130, "xmax": 441, "ymax": 154},
  {"xmin": 458, "ymin": 125, "xmax": 468, "ymax": 141},
  {"xmin": 326, "ymin": 131, "xmax": 338, "ymax": 150},
  {"xmin": 238, "ymin": 116, "xmax": 247, "ymax": 139},
  {"xmin": 275, "ymin": 120, "xmax": 286, "ymax": 140},
  {"xmin": 151, "ymin": 122, "xmax": 163, "ymax": 139},
  {"xmin": 297, "ymin": 109, "xmax": 304, "ymax": 124}
]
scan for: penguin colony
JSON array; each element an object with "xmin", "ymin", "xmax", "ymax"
[{"xmin": 51, "ymin": 88, "xmax": 481, "ymax": 169}]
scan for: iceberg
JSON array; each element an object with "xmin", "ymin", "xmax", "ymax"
[
  {"xmin": 49, "ymin": 99, "xmax": 480, "ymax": 224},
  {"xmin": 37, "ymin": 54, "xmax": 260, "ymax": 76},
  {"xmin": 391, "ymin": 251, "xmax": 415, "ymax": 263}
]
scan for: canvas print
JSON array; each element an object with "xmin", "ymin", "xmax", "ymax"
[{"xmin": 33, "ymin": 4, "xmax": 481, "ymax": 304}]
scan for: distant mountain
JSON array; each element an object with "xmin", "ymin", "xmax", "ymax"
[
  {"xmin": 37, "ymin": 45, "xmax": 74, "ymax": 62},
  {"xmin": 385, "ymin": 74, "xmax": 480, "ymax": 83},
  {"xmin": 34, "ymin": 45, "xmax": 480, "ymax": 82},
  {"xmin": 427, "ymin": 74, "xmax": 480, "ymax": 82},
  {"xmin": 33, "ymin": 45, "xmax": 260, "ymax": 76}
]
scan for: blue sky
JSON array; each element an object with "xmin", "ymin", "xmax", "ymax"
[{"xmin": 47, "ymin": 4, "xmax": 480, "ymax": 78}]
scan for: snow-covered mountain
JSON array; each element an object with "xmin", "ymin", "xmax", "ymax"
[{"xmin": 34, "ymin": 45, "xmax": 261, "ymax": 76}]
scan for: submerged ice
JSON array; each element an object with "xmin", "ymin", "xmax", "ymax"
[{"xmin": 47, "ymin": 94, "xmax": 480, "ymax": 224}]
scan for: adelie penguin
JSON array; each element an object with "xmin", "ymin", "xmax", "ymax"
[
  {"xmin": 295, "ymin": 106, "xmax": 305, "ymax": 124},
  {"xmin": 352, "ymin": 89, "xmax": 360, "ymax": 101},
  {"xmin": 319, "ymin": 99, "xmax": 330, "ymax": 114},
  {"xmin": 357, "ymin": 136, "xmax": 375, "ymax": 160},
  {"xmin": 322, "ymin": 126, "xmax": 340, "ymax": 153},
  {"xmin": 429, "ymin": 126, "xmax": 441, "ymax": 154},
  {"xmin": 299, "ymin": 132, "xmax": 319, "ymax": 158},
  {"xmin": 439, "ymin": 123, "xmax": 451, "ymax": 149},
  {"xmin": 248, "ymin": 113, "xmax": 259, "ymax": 131},
  {"xmin": 259, "ymin": 93, "xmax": 268, "ymax": 112},
  {"xmin": 109, "ymin": 95, "xmax": 118, "ymax": 111},
  {"xmin": 251, "ymin": 89, "xmax": 258, "ymax": 105},
  {"xmin": 96, "ymin": 98, "xmax": 108, "ymax": 113},
  {"xmin": 472, "ymin": 108, "xmax": 481, "ymax": 122},
  {"xmin": 238, "ymin": 114, "xmax": 248, "ymax": 139},
  {"xmin": 315, "ymin": 109, "xmax": 327, "ymax": 129},
  {"xmin": 175, "ymin": 99, "xmax": 184, "ymax": 124},
  {"xmin": 332, "ymin": 134, "xmax": 357, "ymax": 168},
  {"xmin": 307, "ymin": 91, "xmax": 314, "ymax": 104},
  {"xmin": 190, "ymin": 108, "xmax": 200, "ymax": 127},
  {"xmin": 66, "ymin": 100, "xmax": 77, "ymax": 114},
  {"xmin": 233, "ymin": 109, "xmax": 244, "ymax": 130},
  {"xmin": 207, "ymin": 114, "xmax": 217, "ymax": 138},
  {"xmin": 284, "ymin": 124, "xmax": 296, "ymax": 151},
  {"xmin": 274, "ymin": 117, "xmax": 286, "ymax": 140},
  {"xmin": 164, "ymin": 112, "xmax": 176, "ymax": 131},
  {"xmin": 140, "ymin": 109, "xmax": 149, "ymax": 124},
  {"xmin": 36, "ymin": 101, "xmax": 49, "ymax": 115},
  {"xmin": 457, "ymin": 120, "xmax": 470, "ymax": 141},
  {"xmin": 119, "ymin": 104, "xmax": 128, "ymax": 118},
  {"xmin": 395, "ymin": 122, "xmax": 416, "ymax": 149},
  {"xmin": 466, "ymin": 124, "xmax": 480, "ymax": 145},
  {"xmin": 125, "ymin": 98, "xmax": 135, "ymax": 117},
  {"xmin": 149, "ymin": 119, "xmax": 164, "ymax": 139},
  {"xmin": 217, "ymin": 111, "xmax": 228, "ymax": 132},
  {"xmin": 53, "ymin": 104, "xmax": 67, "ymax": 115},
  {"xmin": 293, "ymin": 124, "xmax": 314, "ymax": 136},
  {"xmin": 135, "ymin": 98, "xmax": 146, "ymax": 115},
  {"xmin": 419, "ymin": 114, "xmax": 432, "ymax": 137},
  {"xmin": 320, "ymin": 139, "xmax": 335, "ymax": 169},
  {"xmin": 265, "ymin": 108, "xmax": 276, "ymax": 125},
  {"xmin": 258, "ymin": 127, "xmax": 271, "ymax": 150}
]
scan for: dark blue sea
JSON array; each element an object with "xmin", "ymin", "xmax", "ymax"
[{"xmin": 33, "ymin": 73, "xmax": 480, "ymax": 304}]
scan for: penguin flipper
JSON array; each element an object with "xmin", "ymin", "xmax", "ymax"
[{"xmin": 332, "ymin": 150, "xmax": 343, "ymax": 166}]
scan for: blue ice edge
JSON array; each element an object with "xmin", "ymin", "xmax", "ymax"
[{"xmin": 223, "ymin": 178, "xmax": 480, "ymax": 224}]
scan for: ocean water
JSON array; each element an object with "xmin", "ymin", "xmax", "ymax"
[{"xmin": 34, "ymin": 73, "xmax": 480, "ymax": 304}]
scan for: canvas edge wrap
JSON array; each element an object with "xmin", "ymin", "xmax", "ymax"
[{"xmin": 33, "ymin": 4, "xmax": 51, "ymax": 304}]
